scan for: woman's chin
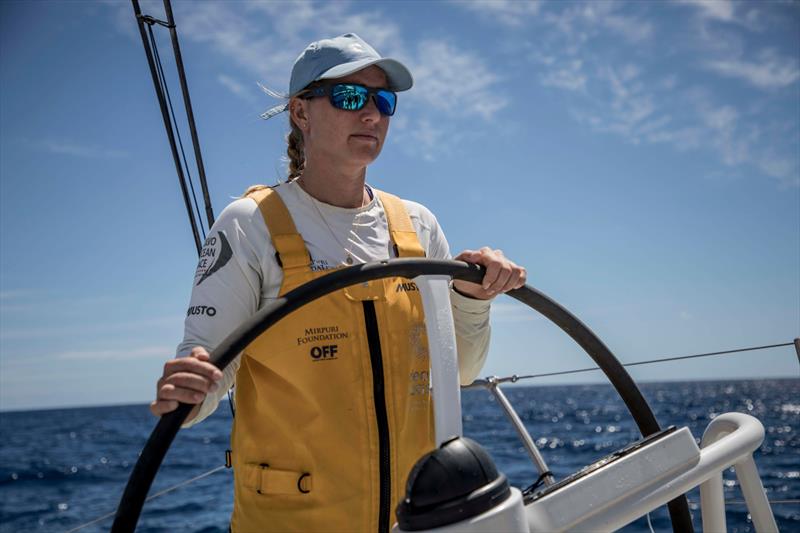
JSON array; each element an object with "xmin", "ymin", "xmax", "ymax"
[{"xmin": 347, "ymin": 144, "xmax": 382, "ymax": 166}]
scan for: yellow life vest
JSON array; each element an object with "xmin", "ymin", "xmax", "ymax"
[{"xmin": 230, "ymin": 186, "xmax": 436, "ymax": 532}]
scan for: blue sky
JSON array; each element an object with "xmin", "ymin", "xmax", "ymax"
[{"xmin": 1, "ymin": 0, "xmax": 798, "ymax": 411}]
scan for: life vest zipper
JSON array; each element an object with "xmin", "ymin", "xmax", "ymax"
[{"xmin": 363, "ymin": 300, "xmax": 391, "ymax": 533}]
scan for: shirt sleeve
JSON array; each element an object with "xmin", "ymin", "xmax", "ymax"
[
  {"xmin": 176, "ymin": 198, "xmax": 272, "ymax": 427},
  {"xmin": 413, "ymin": 203, "xmax": 492, "ymax": 385}
]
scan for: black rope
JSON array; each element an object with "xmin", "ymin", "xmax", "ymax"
[
  {"xmin": 145, "ymin": 23, "xmax": 206, "ymax": 240},
  {"xmin": 512, "ymin": 342, "xmax": 795, "ymax": 382},
  {"xmin": 522, "ymin": 470, "xmax": 554, "ymax": 499}
]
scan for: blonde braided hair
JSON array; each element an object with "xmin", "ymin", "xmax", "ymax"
[{"xmin": 286, "ymin": 120, "xmax": 305, "ymax": 182}]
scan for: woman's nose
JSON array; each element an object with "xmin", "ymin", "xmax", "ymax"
[{"xmin": 359, "ymin": 96, "xmax": 381, "ymax": 122}]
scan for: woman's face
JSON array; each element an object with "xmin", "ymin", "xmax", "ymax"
[{"xmin": 292, "ymin": 66, "xmax": 391, "ymax": 173}]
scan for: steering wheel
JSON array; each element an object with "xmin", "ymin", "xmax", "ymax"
[{"xmin": 111, "ymin": 259, "xmax": 693, "ymax": 532}]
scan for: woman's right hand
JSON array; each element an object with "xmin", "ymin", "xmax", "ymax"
[{"xmin": 150, "ymin": 346, "xmax": 223, "ymax": 418}]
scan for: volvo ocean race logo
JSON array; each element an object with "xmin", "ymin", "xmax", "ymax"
[{"xmin": 194, "ymin": 233, "xmax": 233, "ymax": 285}]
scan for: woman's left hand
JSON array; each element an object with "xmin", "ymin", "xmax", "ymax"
[{"xmin": 452, "ymin": 247, "xmax": 527, "ymax": 300}]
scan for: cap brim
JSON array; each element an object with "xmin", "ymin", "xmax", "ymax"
[{"xmin": 318, "ymin": 57, "xmax": 413, "ymax": 92}]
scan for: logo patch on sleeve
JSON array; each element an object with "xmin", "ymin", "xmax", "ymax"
[{"xmin": 194, "ymin": 233, "xmax": 233, "ymax": 285}]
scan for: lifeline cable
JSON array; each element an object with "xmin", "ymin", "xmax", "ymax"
[
  {"xmin": 501, "ymin": 342, "xmax": 796, "ymax": 383},
  {"xmin": 66, "ymin": 465, "xmax": 227, "ymax": 532}
]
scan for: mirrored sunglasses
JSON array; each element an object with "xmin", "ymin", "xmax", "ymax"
[{"xmin": 301, "ymin": 83, "xmax": 397, "ymax": 116}]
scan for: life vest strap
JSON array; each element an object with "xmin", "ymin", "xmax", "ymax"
[
  {"xmin": 376, "ymin": 190, "xmax": 425, "ymax": 258},
  {"xmin": 242, "ymin": 463, "xmax": 313, "ymax": 495},
  {"xmin": 248, "ymin": 187, "xmax": 311, "ymax": 271}
]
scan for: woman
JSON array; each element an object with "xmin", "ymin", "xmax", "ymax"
[{"xmin": 151, "ymin": 33, "xmax": 526, "ymax": 532}]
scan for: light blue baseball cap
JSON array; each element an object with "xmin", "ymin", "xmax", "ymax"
[{"xmin": 261, "ymin": 33, "xmax": 413, "ymax": 120}]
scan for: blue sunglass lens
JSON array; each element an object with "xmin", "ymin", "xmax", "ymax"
[
  {"xmin": 375, "ymin": 90, "xmax": 396, "ymax": 116},
  {"xmin": 330, "ymin": 85, "xmax": 396, "ymax": 116},
  {"xmin": 331, "ymin": 85, "xmax": 368, "ymax": 111}
]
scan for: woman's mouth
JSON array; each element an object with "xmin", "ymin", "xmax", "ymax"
[{"xmin": 351, "ymin": 133, "xmax": 378, "ymax": 141}]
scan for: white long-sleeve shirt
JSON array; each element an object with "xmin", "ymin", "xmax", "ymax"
[{"xmin": 178, "ymin": 180, "xmax": 491, "ymax": 426}]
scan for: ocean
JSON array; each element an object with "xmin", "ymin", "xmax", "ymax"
[{"xmin": 1, "ymin": 379, "xmax": 797, "ymax": 532}]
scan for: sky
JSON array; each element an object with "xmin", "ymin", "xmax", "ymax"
[{"xmin": 1, "ymin": 0, "xmax": 798, "ymax": 412}]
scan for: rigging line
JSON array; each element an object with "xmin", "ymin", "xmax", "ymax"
[
  {"xmin": 132, "ymin": 0, "xmax": 202, "ymax": 254},
  {"xmin": 163, "ymin": 0, "xmax": 215, "ymax": 228},
  {"xmin": 509, "ymin": 342, "xmax": 795, "ymax": 383},
  {"xmin": 146, "ymin": 22, "xmax": 207, "ymax": 240},
  {"xmin": 65, "ymin": 465, "xmax": 227, "ymax": 532}
]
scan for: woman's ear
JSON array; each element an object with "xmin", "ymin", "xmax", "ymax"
[{"xmin": 289, "ymin": 98, "xmax": 309, "ymax": 131}]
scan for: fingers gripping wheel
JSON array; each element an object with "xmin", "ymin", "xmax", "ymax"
[{"xmin": 111, "ymin": 259, "xmax": 693, "ymax": 533}]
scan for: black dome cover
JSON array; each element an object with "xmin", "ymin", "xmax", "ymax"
[{"xmin": 396, "ymin": 436, "xmax": 511, "ymax": 531}]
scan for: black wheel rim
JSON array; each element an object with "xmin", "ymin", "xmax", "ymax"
[{"xmin": 111, "ymin": 258, "xmax": 692, "ymax": 532}]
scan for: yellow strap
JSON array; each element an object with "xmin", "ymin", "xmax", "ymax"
[
  {"xmin": 247, "ymin": 187, "xmax": 311, "ymax": 271},
  {"xmin": 242, "ymin": 463, "xmax": 313, "ymax": 495},
  {"xmin": 376, "ymin": 190, "xmax": 425, "ymax": 258}
]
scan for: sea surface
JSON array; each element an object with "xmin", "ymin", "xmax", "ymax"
[{"xmin": 1, "ymin": 379, "xmax": 798, "ymax": 532}]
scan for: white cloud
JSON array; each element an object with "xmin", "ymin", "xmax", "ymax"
[
  {"xmin": 599, "ymin": 10, "xmax": 653, "ymax": 43},
  {"xmin": 0, "ymin": 293, "xmax": 114, "ymax": 314},
  {"xmin": 675, "ymin": 0, "xmax": 736, "ymax": 23},
  {"xmin": 217, "ymin": 74, "xmax": 256, "ymax": 103},
  {"xmin": 658, "ymin": 75, "xmax": 678, "ymax": 91},
  {"xmin": 53, "ymin": 346, "xmax": 171, "ymax": 361},
  {"xmin": 40, "ymin": 139, "xmax": 128, "ymax": 159},
  {"xmin": 544, "ymin": 2, "xmax": 653, "ymax": 44},
  {"xmin": 705, "ymin": 49, "xmax": 800, "ymax": 90},
  {"xmin": 540, "ymin": 59, "xmax": 587, "ymax": 92},
  {"xmin": 0, "ymin": 315, "xmax": 182, "ymax": 340},
  {"xmin": 699, "ymin": 104, "xmax": 747, "ymax": 166},
  {"xmin": 469, "ymin": 1, "xmax": 798, "ymax": 186},
  {"xmin": 243, "ymin": 0, "xmax": 404, "ymax": 54},
  {"xmin": 111, "ymin": 2, "xmax": 505, "ymax": 160},
  {"xmin": 406, "ymin": 40, "xmax": 507, "ymax": 121},
  {"xmin": 177, "ymin": 2, "xmax": 291, "ymax": 80},
  {"xmin": 757, "ymin": 156, "xmax": 794, "ymax": 181},
  {"xmin": 397, "ymin": 118, "xmax": 447, "ymax": 162},
  {"xmin": 644, "ymin": 125, "xmax": 704, "ymax": 152},
  {"xmin": 171, "ymin": 1, "xmax": 405, "ymax": 88},
  {"xmin": 411, "ymin": 118, "xmax": 447, "ymax": 161},
  {"xmin": 590, "ymin": 65, "xmax": 657, "ymax": 139},
  {"xmin": 455, "ymin": 0, "xmax": 542, "ymax": 27},
  {"xmin": 0, "ymin": 289, "xmax": 49, "ymax": 301}
]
